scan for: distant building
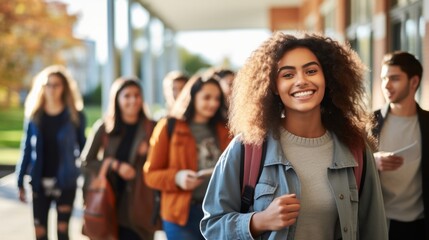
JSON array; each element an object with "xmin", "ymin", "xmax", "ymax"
[{"xmin": 61, "ymin": 38, "xmax": 99, "ymax": 96}]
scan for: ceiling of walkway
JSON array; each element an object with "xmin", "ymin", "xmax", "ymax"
[{"xmin": 138, "ymin": 0, "xmax": 301, "ymax": 31}]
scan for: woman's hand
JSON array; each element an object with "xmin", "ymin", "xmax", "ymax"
[
  {"xmin": 106, "ymin": 157, "xmax": 136, "ymax": 180},
  {"xmin": 18, "ymin": 187, "xmax": 26, "ymax": 203},
  {"xmin": 117, "ymin": 162, "xmax": 136, "ymax": 180},
  {"xmin": 175, "ymin": 170, "xmax": 204, "ymax": 190},
  {"xmin": 250, "ymin": 194, "xmax": 300, "ymax": 237}
]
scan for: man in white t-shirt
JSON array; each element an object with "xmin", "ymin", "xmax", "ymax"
[{"xmin": 372, "ymin": 51, "xmax": 429, "ymax": 240}]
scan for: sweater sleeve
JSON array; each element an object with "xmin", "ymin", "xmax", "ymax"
[
  {"xmin": 16, "ymin": 119, "xmax": 33, "ymax": 188},
  {"xmin": 201, "ymin": 136, "xmax": 257, "ymax": 240},
  {"xmin": 144, "ymin": 118, "xmax": 182, "ymax": 192},
  {"xmin": 79, "ymin": 119, "xmax": 104, "ymax": 173}
]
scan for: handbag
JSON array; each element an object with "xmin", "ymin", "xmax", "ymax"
[
  {"xmin": 127, "ymin": 119, "xmax": 162, "ymax": 232},
  {"xmin": 82, "ymin": 159, "xmax": 118, "ymax": 240},
  {"xmin": 127, "ymin": 157, "xmax": 163, "ymax": 233}
]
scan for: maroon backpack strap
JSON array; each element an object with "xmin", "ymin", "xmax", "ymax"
[
  {"xmin": 350, "ymin": 146, "xmax": 366, "ymax": 196},
  {"xmin": 241, "ymin": 143, "xmax": 264, "ymax": 194},
  {"xmin": 240, "ymin": 143, "xmax": 264, "ymax": 213}
]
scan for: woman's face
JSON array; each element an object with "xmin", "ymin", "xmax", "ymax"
[
  {"xmin": 219, "ymin": 74, "xmax": 234, "ymax": 101},
  {"xmin": 172, "ymin": 79, "xmax": 187, "ymax": 100},
  {"xmin": 44, "ymin": 74, "xmax": 64, "ymax": 104},
  {"xmin": 117, "ymin": 85, "xmax": 142, "ymax": 118},
  {"xmin": 275, "ymin": 47, "xmax": 325, "ymax": 116},
  {"xmin": 193, "ymin": 83, "xmax": 222, "ymax": 123}
]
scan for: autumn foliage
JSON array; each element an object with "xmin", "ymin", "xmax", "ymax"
[{"xmin": 0, "ymin": 0, "xmax": 80, "ymax": 105}]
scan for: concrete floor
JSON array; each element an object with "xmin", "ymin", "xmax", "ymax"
[{"xmin": 0, "ymin": 173, "xmax": 166, "ymax": 240}]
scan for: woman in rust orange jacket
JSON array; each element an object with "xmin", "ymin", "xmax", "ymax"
[{"xmin": 144, "ymin": 74, "xmax": 232, "ymax": 240}]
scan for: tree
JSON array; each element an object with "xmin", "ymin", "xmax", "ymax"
[
  {"xmin": 0, "ymin": 0, "xmax": 80, "ymax": 106},
  {"xmin": 178, "ymin": 47, "xmax": 211, "ymax": 76}
]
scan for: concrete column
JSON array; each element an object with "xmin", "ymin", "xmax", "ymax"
[
  {"xmin": 103, "ymin": 0, "xmax": 117, "ymax": 112},
  {"xmin": 122, "ymin": 0, "xmax": 134, "ymax": 76},
  {"xmin": 163, "ymin": 29, "xmax": 179, "ymax": 72},
  {"xmin": 154, "ymin": 27, "xmax": 166, "ymax": 104},
  {"xmin": 371, "ymin": 0, "xmax": 388, "ymax": 110},
  {"xmin": 141, "ymin": 17, "xmax": 154, "ymax": 107},
  {"xmin": 421, "ymin": 0, "xmax": 429, "ymax": 109},
  {"xmin": 170, "ymin": 31, "xmax": 180, "ymax": 71}
]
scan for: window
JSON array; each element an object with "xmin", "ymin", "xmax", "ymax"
[
  {"xmin": 389, "ymin": 0, "xmax": 423, "ymax": 101},
  {"xmin": 389, "ymin": 1, "xmax": 423, "ymax": 59},
  {"xmin": 347, "ymin": 0, "xmax": 374, "ymax": 101}
]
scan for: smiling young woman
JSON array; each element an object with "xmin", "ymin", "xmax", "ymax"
[
  {"xmin": 80, "ymin": 77, "xmax": 160, "ymax": 239},
  {"xmin": 144, "ymin": 74, "xmax": 232, "ymax": 240},
  {"xmin": 201, "ymin": 32, "xmax": 388, "ymax": 240}
]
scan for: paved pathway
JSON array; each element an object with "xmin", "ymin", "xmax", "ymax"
[{"xmin": 0, "ymin": 174, "xmax": 166, "ymax": 240}]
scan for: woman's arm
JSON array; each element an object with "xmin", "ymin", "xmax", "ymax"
[
  {"xmin": 201, "ymin": 137, "xmax": 258, "ymax": 239},
  {"xmin": 79, "ymin": 119, "xmax": 104, "ymax": 172},
  {"xmin": 77, "ymin": 111, "xmax": 87, "ymax": 151},
  {"xmin": 16, "ymin": 119, "xmax": 33, "ymax": 190},
  {"xmin": 144, "ymin": 118, "xmax": 183, "ymax": 191}
]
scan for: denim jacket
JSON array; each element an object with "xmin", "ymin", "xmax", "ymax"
[
  {"xmin": 16, "ymin": 109, "xmax": 86, "ymax": 192},
  {"xmin": 201, "ymin": 132, "xmax": 388, "ymax": 240}
]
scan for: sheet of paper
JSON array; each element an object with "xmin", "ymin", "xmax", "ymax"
[
  {"xmin": 392, "ymin": 140, "xmax": 419, "ymax": 162},
  {"xmin": 196, "ymin": 168, "xmax": 214, "ymax": 179}
]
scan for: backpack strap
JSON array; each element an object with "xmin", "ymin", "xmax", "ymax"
[
  {"xmin": 351, "ymin": 147, "xmax": 367, "ymax": 196},
  {"xmin": 238, "ymin": 140, "xmax": 366, "ymax": 212},
  {"xmin": 240, "ymin": 141, "xmax": 267, "ymax": 213},
  {"xmin": 167, "ymin": 117, "xmax": 176, "ymax": 139}
]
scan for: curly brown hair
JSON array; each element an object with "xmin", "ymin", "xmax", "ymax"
[{"xmin": 230, "ymin": 32, "xmax": 370, "ymax": 149}]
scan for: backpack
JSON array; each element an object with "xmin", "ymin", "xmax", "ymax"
[
  {"xmin": 239, "ymin": 141, "xmax": 367, "ymax": 213},
  {"xmin": 151, "ymin": 117, "xmax": 177, "ymax": 225}
]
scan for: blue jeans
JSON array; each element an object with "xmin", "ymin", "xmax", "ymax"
[{"xmin": 162, "ymin": 204, "xmax": 204, "ymax": 240}]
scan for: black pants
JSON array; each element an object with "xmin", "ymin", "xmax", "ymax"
[
  {"xmin": 32, "ymin": 188, "xmax": 76, "ymax": 240},
  {"xmin": 389, "ymin": 218, "xmax": 425, "ymax": 240}
]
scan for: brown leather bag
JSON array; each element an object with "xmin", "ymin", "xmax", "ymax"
[
  {"xmin": 127, "ymin": 119, "xmax": 162, "ymax": 233},
  {"xmin": 127, "ymin": 155, "xmax": 163, "ymax": 233},
  {"xmin": 82, "ymin": 159, "xmax": 118, "ymax": 240}
]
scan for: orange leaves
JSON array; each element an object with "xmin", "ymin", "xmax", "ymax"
[{"xmin": 0, "ymin": 0, "xmax": 80, "ymax": 88}]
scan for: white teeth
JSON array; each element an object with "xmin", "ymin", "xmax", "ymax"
[{"xmin": 293, "ymin": 91, "xmax": 314, "ymax": 97}]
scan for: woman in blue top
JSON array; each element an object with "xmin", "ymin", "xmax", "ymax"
[
  {"xmin": 201, "ymin": 32, "xmax": 388, "ymax": 239},
  {"xmin": 16, "ymin": 65, "xmax": 86, "ymax": 240}
]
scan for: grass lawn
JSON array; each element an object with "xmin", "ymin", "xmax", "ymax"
[{"xmin": 0, "ymin": 106, "xmax": 102, "ymax": 165}]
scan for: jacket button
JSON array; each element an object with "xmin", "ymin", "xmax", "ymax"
[
  {"xmin": 343, "ymin": 227, "xmax": 348, "ymax": 232},
  {"xmin": 339, "ymin": 194, "xmax": 344, "ymax": 200}
]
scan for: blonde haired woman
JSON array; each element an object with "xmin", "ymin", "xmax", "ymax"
[{"xmin": 16, "ymin": 65, "xmax": 86, "ymax": 240}]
